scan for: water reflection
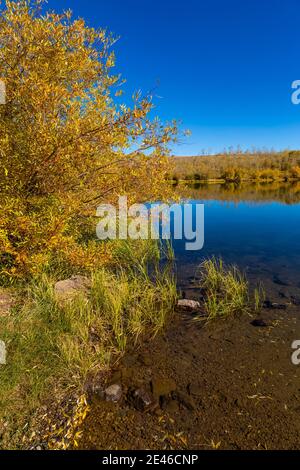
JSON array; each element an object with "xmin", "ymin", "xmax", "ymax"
[
  {"xmin": 173, "ymin": 181, "xmax": 300, "ymax": 205},
  {"xmin": 172, "ymin": 182, "xmax": 300, "ymax": 301}
]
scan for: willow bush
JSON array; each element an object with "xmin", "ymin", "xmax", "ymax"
[{"xmin": 0, "ymin": 0, "xmax": 178, "ymax": 282}]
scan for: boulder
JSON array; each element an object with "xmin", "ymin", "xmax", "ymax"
[
  {"xmin": 177, "ymin": 299, "xmax": 201, "ymax": 310},
  {"xmin": 54, "ymin": 275, "xmax": 91, "ymax": 303}
]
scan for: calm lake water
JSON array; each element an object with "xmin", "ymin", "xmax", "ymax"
[{"xmin": 172, "ymin": 182, "xmax": 300, "ymax": 299}]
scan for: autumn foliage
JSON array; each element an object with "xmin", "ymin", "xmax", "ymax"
[
  {"xmin": 0, "ymin": 0, "xmax": 177, "ymax": 281},
  {"xmin": 172, "ymin": 150, "xmax": 300, "ymax": 183}
]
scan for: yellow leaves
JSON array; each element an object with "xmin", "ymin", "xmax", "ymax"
[
  {"xmin": 47, "ymin": 394, "xmax": 90, "ymax": 450},
  {"xmin": 0, "ymin": 0, "xmax": 177, "ymax": 281},
  {"xmin": 211, "ymin": 439, "xmax": 221, "ymax": 449}
]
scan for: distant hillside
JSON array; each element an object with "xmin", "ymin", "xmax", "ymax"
[{"xmin": 171, "ymin": 150, "xmax": 300, "ymax": 182}]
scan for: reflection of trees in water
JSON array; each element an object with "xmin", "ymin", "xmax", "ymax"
[{"xmin": 175, "ymin": 181, "xmax": 300, "ymax": 205}]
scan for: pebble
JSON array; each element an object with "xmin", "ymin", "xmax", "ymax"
[{"xmin": 105, "ymin": 384, "xmax": 122, "ymax": 403}]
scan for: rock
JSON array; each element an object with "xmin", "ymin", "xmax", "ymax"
[
  {"xmin": 105, "ymin": 384, "xmax": 122, "ymax": 403},
  {"xmin": 263, "ymin": 300, "xmax": 287, "ymax": 310},
  {"xmin": 0, "ymin": 341, "xmax": 6, "ymax": 365},
  {"xmin": 291, "ymin": 296, "xmax": 300, "ymax": 306},
  {"xmin": 133, "ymin": 388, "xmax": 154, "ymax": 411},
  {"xmin": 173, "ymin": 391, "xmax": 196, "ymax": 411},
  {"xmin": 177, "ymin": 299, "xmax": 201, "ymax": 310},
  {"xmin": 273, "ymin": 275, "xmax": 289, "ymax": 286},
  {"xmin": 262, "ymin": 300, "xmax": 273, "ymax": 309},
  {"xmin": 278, "ymin": 291, "xmax": 288, "ymax": 299},
  {"xmin": 151, "ymin": 377, "xmax": 176, "ymax": 398},
  {"xmin": 251, "ymin": 318, "xmax": 268, "ymax": 327},
  {"xmin": 0, "ymin": 290, "xmax": 14, "ymax": 316},
  {"xmin": 272, "ymin": 303, "xmax": 287, "ymax": 310},
  {"xmin": 54, "ymin": 275, "xmax": 91, "ymax": 303}
]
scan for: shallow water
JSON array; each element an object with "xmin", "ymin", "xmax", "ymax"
[{"xmin": 171, "ymin": 182, "xmax": 300, "ymax": 299}]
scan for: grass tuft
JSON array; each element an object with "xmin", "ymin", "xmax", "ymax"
[{"xmin": 197, "ymin": 257, "xmax": 249, "ymax": 320}]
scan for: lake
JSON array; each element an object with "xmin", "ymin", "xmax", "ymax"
[{"xmin": 172, "ymin": 182, "xmax": 300, "ymax": 301}]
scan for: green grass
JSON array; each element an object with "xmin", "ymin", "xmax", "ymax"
[
  {"xmin": 253, "ymin": 282, "xmax": 266, "ymax": 312},
  {"xmin": 197, "ymin": 257, "xmax": 250, "ymax": 320},
  {"xmin": 0, "ymin": 239, "xmax": 177, "ymax": 449}
]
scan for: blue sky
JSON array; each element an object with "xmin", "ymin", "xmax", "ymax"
[{"xmin": 47, "ymin": 0, "xmax": 300, "ymax": 155}]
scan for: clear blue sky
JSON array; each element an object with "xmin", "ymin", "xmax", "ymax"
[{"xmin": 47, "ymin": 0, "xmax": 300, "ymax": 155}]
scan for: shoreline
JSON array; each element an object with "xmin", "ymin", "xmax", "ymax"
[
  {"xmin": 170, "ymin": 177, "xmax": 300, "ymax": 184},
  {"xmin": 78, "ymin": 298, "xmax": 300, "ymax": 450}
]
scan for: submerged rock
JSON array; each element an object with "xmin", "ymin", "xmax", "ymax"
[
  {"xmin": 177, "ymin": 299, "xmax": 201, "ymax": 310},
  {"xmin": 263, "ymin": 300, "xmax": 287, "ymax": 310},
  {"xmin": 251, "ymin": 318, "xmax": 269, "ymax": 327},
  {"xmin": 105, "ymin": 384, "xmax": 122, "ymax": 403},
  {"xmin": 273, "ymin": 275, "xmax": 289, "ymax": 286},
  {"xmin": 54, "ymin": 275, "xmax": 91, "ymax": 303},
  {"xmin": 0, "ymin": 341, "xmax": 6, "ymax": 365}
]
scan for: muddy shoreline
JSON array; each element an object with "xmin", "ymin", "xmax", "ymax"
[{"xmin": 79, "ymin": 298, "xmax": 300, "ymax": 450}]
